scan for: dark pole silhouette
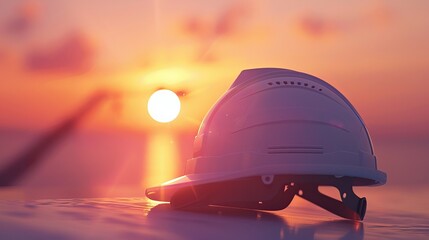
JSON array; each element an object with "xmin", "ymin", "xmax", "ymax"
[{"xmin": 0, "ymin": 91, "xmax": 116, "ymax": 186}]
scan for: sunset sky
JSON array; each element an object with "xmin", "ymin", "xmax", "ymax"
[{"xmin": 0, "ymin": 0, "xmax": 428, "ymax": 194}]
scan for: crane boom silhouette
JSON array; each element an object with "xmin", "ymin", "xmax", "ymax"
[{"xmin": 0, "ymin": 91, "xmax": 114, "ymax": 186}]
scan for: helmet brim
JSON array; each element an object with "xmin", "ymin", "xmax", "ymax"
[{"xmin": 145, "ymin": 164, "xmax": 386, "ymax": 202}]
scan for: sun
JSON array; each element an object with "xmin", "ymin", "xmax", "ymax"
[{"xmin": 147, "ymin": 89, "xmax": 181, "ymax": 123}]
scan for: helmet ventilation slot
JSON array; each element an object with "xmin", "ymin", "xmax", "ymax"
[
  {"xmin": 267, "ymin": 146, "xmax": 324, "ymax": 154},
  {"xmin": 267, "ymin": 81, "xmax": 323, "ymax": 92}
]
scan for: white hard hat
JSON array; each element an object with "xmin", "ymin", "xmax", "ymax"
[{"xmin": 146, "ymin": 68, "xmax": 387, "ymax": 220}]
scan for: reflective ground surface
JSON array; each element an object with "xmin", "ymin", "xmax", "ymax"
[{"xmin": 0, "ymin": 192, "xmax": 428, "ymax": 240}]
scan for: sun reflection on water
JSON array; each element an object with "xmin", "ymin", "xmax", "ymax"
[{"xmin": 143, "ymin": 133, "xmax": 180, "ymax": 188}]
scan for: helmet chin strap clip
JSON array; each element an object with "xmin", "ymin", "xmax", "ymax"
[{"xmin": 287, "ymin": 181, "xmax": 367, "ymax": 221}]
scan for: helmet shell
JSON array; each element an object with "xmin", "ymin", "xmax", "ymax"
[{"xmin": 146, "ymin": 68, "xmax": 386, "ymax": 202}]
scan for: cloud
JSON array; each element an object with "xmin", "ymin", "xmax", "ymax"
[
  {"xmin": 295, "ymin": 15, "xmax": 345, "ymax": 39},
  {"xmin": 0, "ymin": 48, "xmax": 6, "ymax": 63},
  {"xmin": 213, "ymin": 3, "xmax": 251, "ymax": 37},
  {"xmin": 3, "ymin": 1, "xmax": 40, "ymax": 37},
  {"xmin": 183, "ymin": 16, "xmax": 210, "ymax": 40},
  {"xmin": 181, "ymin": 3, "xmax": 251, "ymax": 62},
  {"xmin": 183, "ymin": 3, "xmax": 251, "ymax": 39},
  {"xmin": 295, "ymin": 3, "xmax": 395, "ymax": 39},
  {"xmin": 365, "ymin": 3, "xmax": 395, "ymax": 26},
  {"xmin": 25, "ymin": 32, "xmax": 96, "ymax": 74}
]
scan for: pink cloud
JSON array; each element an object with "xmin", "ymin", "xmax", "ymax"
[
  {"xmin": 295, "ymin": 15, "xmax": 345, "ymax": 38},
  {"xmin": 295, "ymin": 4, "xmax": 395, "ymax": 39},
  {"xmin": 3, "ymin": 1, "xmax": 40, "ymax": 36},
  {"xmin": 183, "ymin": 16, "xmax": 210, "ymax": 40},
  {"xmin": 0, "ymin": 48, "xmax": 6, "ymax": 63},
  {"xmin": 181, "ymin": 3, "xmax": 251, "ymax": 62},
  {"xmin": 183, "ymin": 3, "xmax": 250, "ymax": 39},
  {"xmin": 365, "ymin": 3, "xmax": 395, "ymax": 26},
  {"xmin": 214, "ymin": 3, "xmax": 251, "ymax": 37},
  {"xmin": 25, "ymin": 32, "xmax": 96, "ymax": 74}
]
